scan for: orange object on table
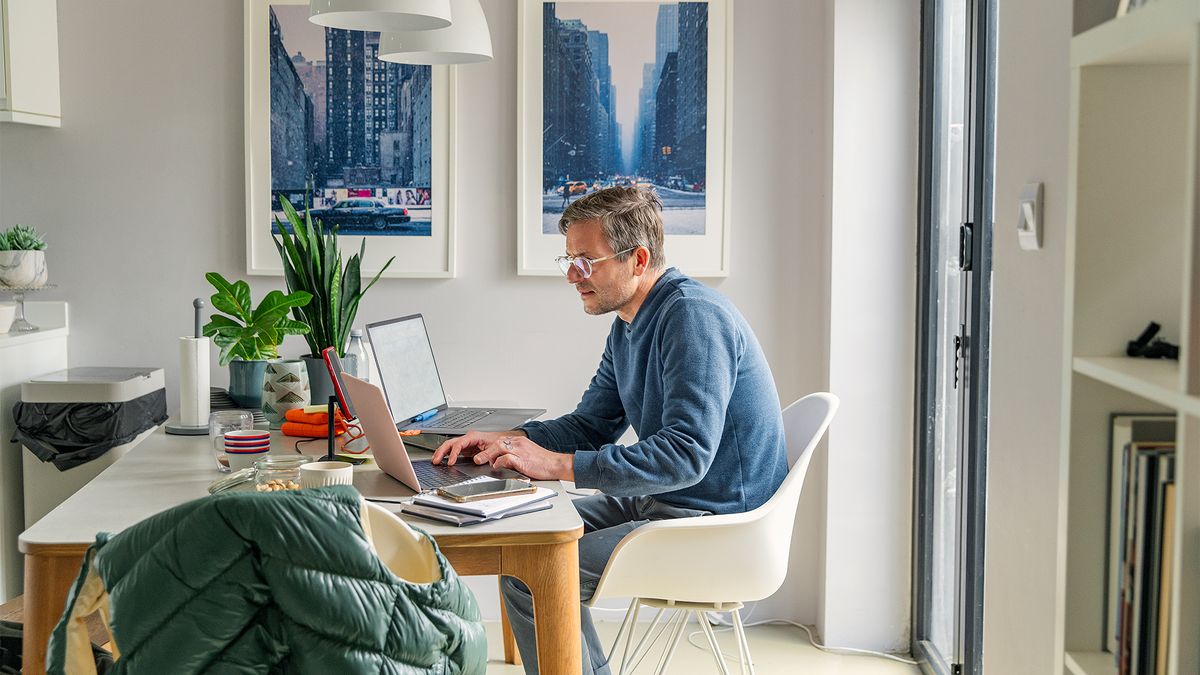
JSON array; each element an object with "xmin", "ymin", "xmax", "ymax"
[
  {"xmin": 284, "ymin": 408, "xmax": 348, "ymax": 425},
  {"xmin": 281, "ymin": 421, "xmax": 347, "ymax": 438}
]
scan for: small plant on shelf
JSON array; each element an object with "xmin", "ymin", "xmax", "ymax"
[
  {"xmin": 4, "ymin": 224, "xmax": 47, "ymax": 250},
  {"xmin": 0, "ymin": 224, "xmax": 49, "ymax": 287}
]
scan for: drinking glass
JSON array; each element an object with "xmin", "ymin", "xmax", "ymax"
[{"xmin": 209, "ymin": 410, "xmax": 255, "ymax": 472}]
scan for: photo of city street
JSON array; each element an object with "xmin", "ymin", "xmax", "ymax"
[
  {"xmin": 269, "ymin": 5, "xmax": 433, "ymax": 237},
  {"xmin": 542, "ymin": 2, "xmax": 709, "ymax": 235}
]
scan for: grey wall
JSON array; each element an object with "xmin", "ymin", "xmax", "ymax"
[
  {"xmin": 986, "ymin": 0, "xmax": 1071, "ymax": 671},
  {"xmin": 0, "ymin": 0, "xmax": 829, "ymax": 623}
]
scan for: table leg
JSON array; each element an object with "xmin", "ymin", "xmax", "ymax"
[
  {"xmin": 498, "ymin": 578, "xmax": 522, "ymax": 665},
  {"xmin": 23, "ymin": 550, "xmax": 86, "ymax": 675},
  {"xmin": 501, "ymin": 541, "xmax": 581, "ymax": 675}
]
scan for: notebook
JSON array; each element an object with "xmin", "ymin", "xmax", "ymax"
[
  {"xmin": 399, "ymin": 499, "xmax": 554, "ymax": 527},
  {"xmin": 410, "ymin": 476, "xmax": 557, "ymax": 518}
]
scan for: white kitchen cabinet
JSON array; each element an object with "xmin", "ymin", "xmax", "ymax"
[{"xmin": 0, "ymin": 0, "xmax": 61, "ymax": 127}]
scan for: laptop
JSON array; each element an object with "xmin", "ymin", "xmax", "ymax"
[
  {"xmin": 365, "ymin": 314, "xmax": 545, "ymax": 435},
  {"xmin": 341, "ymin": 372, "xmax": 523, "ymax": 497}
]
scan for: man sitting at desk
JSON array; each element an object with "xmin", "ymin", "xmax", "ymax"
[{"xmin": 432, "ymin": 186, "xmax": 788, "ymax": 675}]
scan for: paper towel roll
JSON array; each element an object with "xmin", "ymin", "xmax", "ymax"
[{"xmin": 179, "ymin": 336, "xmax": 211, "ymax": 427}]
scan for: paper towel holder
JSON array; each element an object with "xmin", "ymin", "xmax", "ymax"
[{"xmin": 166, "ymin": 298, "xmax": 213, "ymax": 436}]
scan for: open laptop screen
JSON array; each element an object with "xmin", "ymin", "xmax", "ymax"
[{"xmin": 366, "ymin": 315, "xmax": 447, "ymax": 424}]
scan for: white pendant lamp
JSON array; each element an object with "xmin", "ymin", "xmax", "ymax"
[
  {"xmin": 378, "ymin": 0, "xmax": 493, "ymax": 64},
  {"xmin": 309, "ymin": 0, "xmax": 451, "ymax": 33}
]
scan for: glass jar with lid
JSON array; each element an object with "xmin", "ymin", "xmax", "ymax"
[{"xmin": 254, "ymin": 456, "xmax": 312, "ymax": 492}]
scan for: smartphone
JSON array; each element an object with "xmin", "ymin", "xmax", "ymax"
[
  {"xmin": 437, "ymin": 479, "xmax": 536, "ymax": 502},
  {"xmin": 321, "ymin": 347, "xmax": 357, "ymax": 420}
]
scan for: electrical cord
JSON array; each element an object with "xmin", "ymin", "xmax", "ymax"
[
  {"xmin": 683, "ymin": 618, "xmax": 919, "ymax": 666},
  {"xmin": 590, "ymin": 604, "xmax": 917, "ymax": 666}
]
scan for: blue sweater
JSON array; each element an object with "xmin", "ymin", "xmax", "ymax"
[{"xmin": 520, "ymin": 268, "xmax": 788, "ymax": 515}]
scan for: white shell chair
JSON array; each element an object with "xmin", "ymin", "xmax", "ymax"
[{"xmin": 585, "ymin": 393, "xmax": 839, "ymax": 675}]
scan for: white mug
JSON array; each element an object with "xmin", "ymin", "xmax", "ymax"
[{"xmin": 300, "ymin": 461, "xmax": 354, "ymax": 489}]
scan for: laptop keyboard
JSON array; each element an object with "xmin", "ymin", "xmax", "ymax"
[
  {"xmin": 423, "ymin": 409, "xmax": 493, "ymax": 429},
  {"xmin": 412, "ymin": 460, "xmax": 473, "ymax": 488}
]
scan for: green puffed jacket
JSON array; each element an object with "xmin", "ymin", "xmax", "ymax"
[{"xmin": 46, "ymin": 485, "xmax": 486, "ymax": 674}]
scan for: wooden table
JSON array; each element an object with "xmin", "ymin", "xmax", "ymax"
[{"xmin": 19, "ymin": 428, "xmax": 583, "ymax": 674}]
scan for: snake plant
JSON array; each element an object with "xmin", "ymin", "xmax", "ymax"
[{"xmin": 273, "ymin": 195, "xmax": 393, "ymax": 357}]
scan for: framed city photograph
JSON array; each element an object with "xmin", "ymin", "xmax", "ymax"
[
  {"xmin": 245, "ymin": 0, "xmax": 455, "ymax": 278},
  {"xmin": 518, "ymin": 0, "xmax": 731, "ymax": 276}
]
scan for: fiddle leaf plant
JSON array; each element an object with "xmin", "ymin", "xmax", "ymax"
[
  {"xmin": 273, "ymin": 194, "xmax": 393, "ymax": 357},
  {"xmin": 201, "ymin": 272, "xmax": 313, "ymax": 366}
]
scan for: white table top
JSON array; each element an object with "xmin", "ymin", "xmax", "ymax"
[{"xmin": 19, "ymin": 427, "xmax": 583, "ymax": 550}]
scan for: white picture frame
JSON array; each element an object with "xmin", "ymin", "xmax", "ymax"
[
  {"xmin": 517, "ymin": 0, "xmax": 732, "ymax": 277},
  {"xmin": 244, "ymin": 0, "xmax": 456, "ymax": 278}
]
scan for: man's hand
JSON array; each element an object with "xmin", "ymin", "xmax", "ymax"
[
  {"xmin": 471, "ymin": 435, "xmax": 575, "ymax": 482},
  {"xmin": 431, "ymin": 430, "xmax": 526, "ymax": 466}
]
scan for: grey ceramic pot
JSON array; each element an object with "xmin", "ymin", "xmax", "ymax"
[
  {"xmin": 303, "ymin": 355, "xmax": 336, "ymax": 406},
  {"xmin": 228, "ymin": 359, "xmax": 268, "ymax": 409}
]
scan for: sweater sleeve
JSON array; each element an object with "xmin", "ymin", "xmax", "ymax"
[
  {"xmin": 572, "ymin": 298, "xmax": 741, "ymax": 495},
  {"xmin": 519, "ymin": 332, "xmax": 629, "ymax": 453}
]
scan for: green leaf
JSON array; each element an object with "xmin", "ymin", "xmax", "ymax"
[
  {"xmin": 201, "ymin": 315, "xmax": 240, "ymax": 338},
  {"xmin": 205, "ymin": 272, "xmax": 253, "ymax": 323},
  {"xmin": 251, "ymin": 289, "xmax": 312, "ymax": 325},
  {"xmin": 274, "ymin": 318, "xmax": 311, "ymax": 335},
  {"xmin": 360, "ymin": 256, "xmax": 395, "ymax": 296}
]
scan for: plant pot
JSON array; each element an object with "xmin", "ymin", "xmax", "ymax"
[
  {"xmin": 303, "ymin": 355, "xmax": 336, "ymax": 406},
  {"xmin": 228, "ymin": 359, "xmax": 268, "ymax": 409},
  {"xmin": 261, "ymin": 359, "xmax": 310, "ymax": 428},
  {"xmin": 0, "ymin": 251, "xmax": 47, "ymax": 288}
]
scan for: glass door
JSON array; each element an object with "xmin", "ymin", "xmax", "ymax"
[{"xmin": 914, "ymin": 0, "xmax": 994, "ymax": 673}]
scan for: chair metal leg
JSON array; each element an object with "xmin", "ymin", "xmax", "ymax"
[
  {"xmin": 698, "ymin": 612, "xmax": 732, "ymax": 675},
  {"xmin": 654, "ymin": 610, "xmax": 691, "ymax": 675},
  {"xmin": 609, "ymin": 598, "xmax": 639, "ymax": 664},
  {"xmin": 623, "ymin": 606, "xmax": 669, "ymax": 675},
  {"xmin": 731, "ymin": 609, "xmax": 755, "ymax": 675}
]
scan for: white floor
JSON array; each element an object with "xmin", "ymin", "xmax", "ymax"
[{"xmin": 482, "ymin": 622, "xmax": 921, "ymax": 674}]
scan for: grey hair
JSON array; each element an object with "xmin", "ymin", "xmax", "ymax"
[{"xmin": 558, "ymin": 186, "xmax": 666, "ymax": 270}]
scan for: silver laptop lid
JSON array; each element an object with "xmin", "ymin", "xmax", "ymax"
[{"xmin": 365, "ymin": 314, "xmax": 447, "ymax": 425}]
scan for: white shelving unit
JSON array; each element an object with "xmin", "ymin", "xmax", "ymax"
[{"xmin": 1063, "ymin": 1, "xmax": 1200, "ymax": 673}]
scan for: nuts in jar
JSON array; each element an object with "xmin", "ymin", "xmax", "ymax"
[{"xmin": 256, "ymin": 479, "xmax": 301, "ymax": 492}]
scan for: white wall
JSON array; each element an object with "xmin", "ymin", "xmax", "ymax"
[
  {"xmin": 985, "ymin": 0, "xmax": 1071, "ymax": 672},
  {"xmin": 0, "ymin": 0, "xmax": 830, "ymax": 623},
  {"xmin": 821, "ymin": 0, "xmax": 918, "ymax": 653}
]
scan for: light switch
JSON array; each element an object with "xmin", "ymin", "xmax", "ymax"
[{"xmin": 1017, "ymin": 182, "xmax": 1043, "ymax": 251}]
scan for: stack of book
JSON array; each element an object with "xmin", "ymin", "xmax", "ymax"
[
  {"xmin": 400, "ymin": 477, "xmax": 557, "ymax": 527},
  {"xmin": 1106, "ymin": 414, "xmax": 1176, "ymax": 675}
]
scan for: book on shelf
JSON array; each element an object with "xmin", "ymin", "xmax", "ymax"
[
  {"xmin": 1155, "ymin": 482, "xmax": 1175, "ymax": 675},
  {"xmin": 1106, "ymin": 414, "xmax": 1175, "ymax": 654},
  {"xmin": 1114, "ymin": 440, "xmax": 1175, "ymax": 675}
]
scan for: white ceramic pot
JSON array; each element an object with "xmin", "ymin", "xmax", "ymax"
[
  {"xmin": 261, "ymin": 359, "xmax": 310, "ymax": 428},
  {"xmin": 0, "ymin": 251, "xmax": 47, "ymax": 288},
  {"xmin": 0, "ymin": 303, "xmax": 15, "ymax": 334}
]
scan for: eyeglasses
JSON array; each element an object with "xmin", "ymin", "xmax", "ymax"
[{"xmin": 555, "ymin": 248, "xmax": 636, "ymax": 278}]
